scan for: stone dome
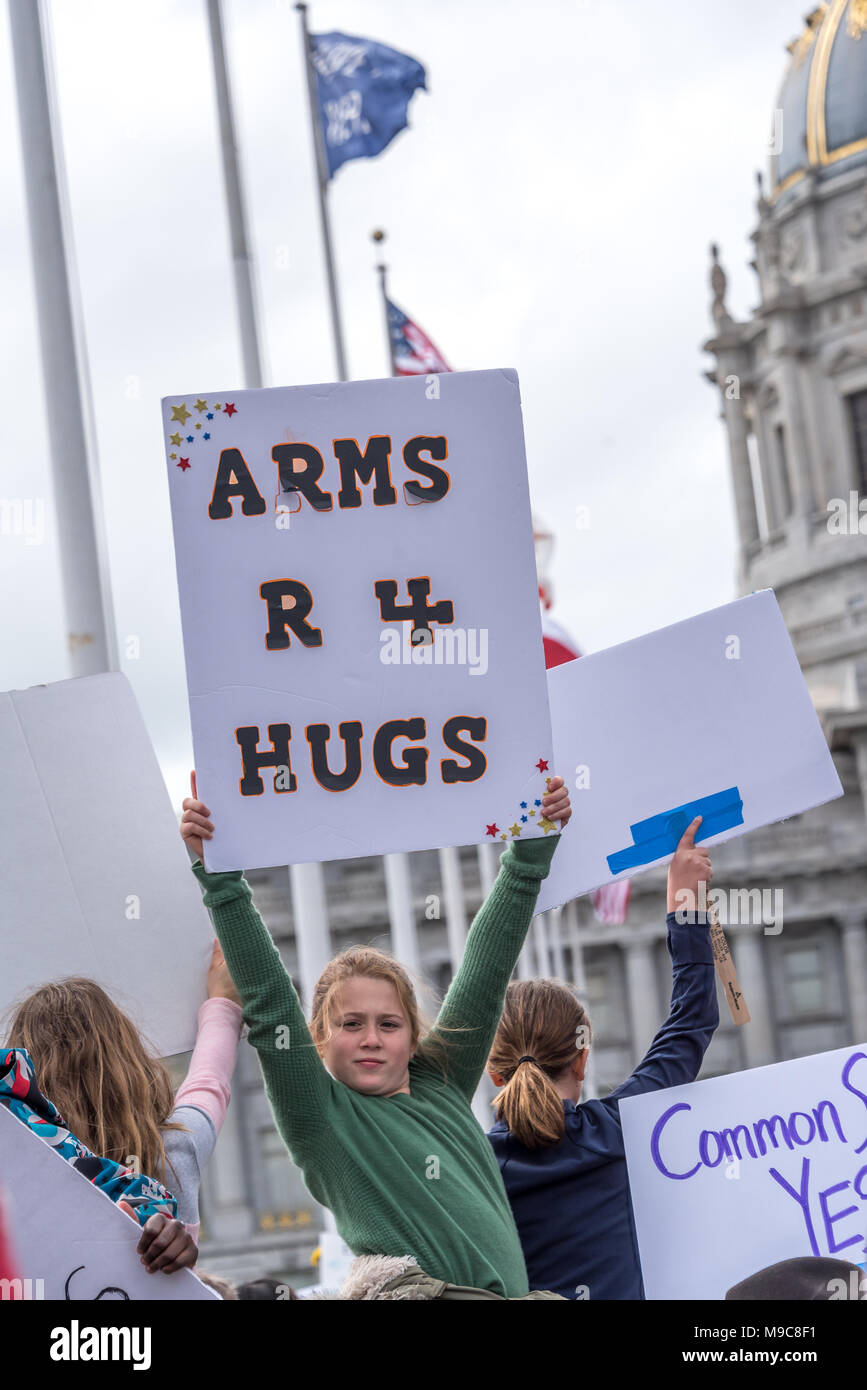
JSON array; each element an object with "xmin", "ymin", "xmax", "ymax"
[{"xmin": 771, "ymin": 1, "xmax": 867, "ymax": 200}]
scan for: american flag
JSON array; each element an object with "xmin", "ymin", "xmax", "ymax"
[{"xmin": 386, "ymin": 297, "xmax": 451, "ymax": 375}]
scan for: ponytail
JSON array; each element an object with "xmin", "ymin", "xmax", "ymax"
[{"xmin": 489, "ymin": 979, "xmax": 591, "ymax": 1150}]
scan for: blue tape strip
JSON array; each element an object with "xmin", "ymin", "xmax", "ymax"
[{"xmin": 605, "ymin": 787, "xmax": 743, "ymax": 875}]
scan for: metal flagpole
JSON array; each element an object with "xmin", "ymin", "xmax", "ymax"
[
  {"xmin": 206, "ymin": 0, "xmax": 266, "ymax": 389},
  {"xmin": 295, "ymin": 2, "xmax": 348, "ymax": 381},
  {"xmin": 371, "ymin": 228, "xmax": 395, "ymax": 375},
  {"xmin": 9, "ymin": 0, "xmax": 118, "ymax": 676}
]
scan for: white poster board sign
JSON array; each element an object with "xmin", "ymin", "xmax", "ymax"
[
  {"xmin": 0, "ymin": 674, "xmax": 214, "ymax": 1057},
  {"xmin": 537, "ymin": 590, "xmax": 842, "ymax": 912},
  {"xmin": 0, "ymin": 1105, "xmax": 217, "ymax": 1300},
  {"xmin": 163, "ymin": 370, "xmax": 554, "ymax": 872},
  {"xmin": 620, "ymin": 1044, "xmax": 867, "ymax": 1300}
]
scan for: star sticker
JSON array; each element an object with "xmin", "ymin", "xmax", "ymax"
[
  {"xmin": 536, "ymin": 758, "xmax": 549, "ymax": 773},
  {"xmin": 206, "ymin": 412, "xmax": 214, "ymax": 420},
  {"xmin": 509, "ymin": 823, "xmax": 521, "ymax": 837},
  {"xmin": 177, "ymin": 457, "xmax": 191, "ymax": 470},
  {"xmin": 486, "ymin": 823, "xmax": 500, "ymax": 838},
  {"xmin": 171, "ymin": 403, "xmax": 191, "ymax": 425},
  {"xmin": 538, "ymin": 816, "xmax": 556, "ymax": 833},
  {"xmin": 214, "ymin": 403, "xmax": 221, "ymax": 410},
  {"xmin": 534, "ymin": 799, "xmax": 541, "ymax": 807},
  {"xmin": 501, "ymin": 833, "xmax": 507, "ymax": 841},
  {"xmin": 203, "ymin": 432, "xmax": 211, "ymax": 440},
  {"xmin": 528, "ymin": 810, "xmax": 535, "ymax": 817},
  {"xmin": 170, "ymin": 432, "xmax": 182, "ymax": 446},
  {"xmin": 195, "ymin": 398, "xmax": 208, "ymax": 413},
  {"xmin": 521, "ymin": 814, "xmax": 528, "ymax": 823},
  {"xmin": 520, "ymin": 801, "xmax": 527, "ymax": 809},
  {"xmin": 195, "ymin": 422, "xmax": 202, "ymax": 430},
  {"xmin": 545, "ymin": 776, "xmax": 552, "ymax": 787},
  {"xmin": 186, "ymin": 435, "xmax": 194, "ymax": 443},
  {"xmin": 169, "ymin": 452, "xmax": 177, "ymax": 459},
  {"xmin": 224, "ymin": 402, "xmax": 237, "ymax": 417}
]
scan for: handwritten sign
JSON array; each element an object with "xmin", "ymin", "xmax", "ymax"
[
  {"xmin": 163, "ymin": 371, "xmax": 553, "ymax": 872},
  {"xmin": 620, "ymin": 1044, "xmax": 867, "ymax": 1300}
]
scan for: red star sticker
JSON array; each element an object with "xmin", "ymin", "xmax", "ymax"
[
  {"xmin": 223, "ymin": 402, "xmax": 237, "ymax": 417},
  {"xmin": 486, "ymin": 823, "xmax": 500, "ymax": 838},
  {"xmin": 536, "ymin": 758, "xmax": 549, "ymax": 773},
  {"xmin": 177, "ymin": 457, "xmax": 191, "ymax": 471}
]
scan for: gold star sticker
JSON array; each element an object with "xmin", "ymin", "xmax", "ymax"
[
  {"xmin": 528, "ymin": 809, "xmax": 535, "ymax": 817},
  {"xmin": 214, "ymin": 402, "xmax": 221, "ymax": 410},
  {"xmin": 509, "ymin": 823, "xmax": 522, "ymax": 837},
  {"xmin": 170, "ymin": 432, "xmax": 182, "ymax": 446},
  {"xmin": 195, "ymin": 398, "xmax": 208, "ymax": 413},
  {"xmin": 171, "ymin": 403, "xmax": 191, "ymax": 425},
  {"xmin": 195, "ymin": 422, "xmax": 202, "ymax": 429},
  {"xmin": 169, "ymin": 452, "xmax": 177, "ymax": 459},
  {"xmin": 545, "ymin": 776, "xmax": 552, "ymax": 787},
  {"xmin": 538, "ymin": 816, "xmax": 556, "ymax": 833},
  {"xmin": 500, "ymin": 833, "xmax": 507, "ymax": 841}
]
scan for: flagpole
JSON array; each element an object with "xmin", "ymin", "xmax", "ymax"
[
  {"xmin": 206, "ymin": 0, "xmax": 266, "ymax": 389},
  {"xmin": 9, "ymin": 0, "xmax": 118, "ymax": 676},
  {"xmin": 371, "ymin": 228, "xmax": 395, "ymax": 376},
  {"xmin": 296, "ymin": 2, "xmax": 348, "ymax": 382}
]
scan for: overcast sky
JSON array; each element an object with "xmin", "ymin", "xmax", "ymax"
[{"xmin": 0, "ymin": 0, "xmax": 806, "ymax": 807}]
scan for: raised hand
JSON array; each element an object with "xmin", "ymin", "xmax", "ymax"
[
  {"xmin": 666, "ymin": 816, "xmax": 713, "ymax": 915},
  {"xmin": 181, "ymin": 770, "xmax": 214, "ymax": 862},
  {"xmin": 541, "ymin": 775, "xmax": 572, "ymax": 829}
]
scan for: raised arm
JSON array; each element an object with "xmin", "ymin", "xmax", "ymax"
[
  {"xmin": 609, "ymin": 817, "xmax": 719, "ymax": 1101},
  {"xmin": 427, "ymin": 777, "xmax": 571, "ymax": 1100},
  {"xmin": 182, "ymin": 775, "xmax": 331, "ymax": 1147}
]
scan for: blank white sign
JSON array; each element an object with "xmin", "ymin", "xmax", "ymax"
[
  {"xmin": 536, "ymin": 590, "xmax": 842, "ymax": 912},
  {"xmin": 0, "ymin": 674, "xmax": 214, "ymax": 1057}
]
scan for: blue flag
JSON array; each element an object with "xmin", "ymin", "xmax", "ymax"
[{"xmin": 310, "ymin": 31, "xmax": 426, "ymax": 180}]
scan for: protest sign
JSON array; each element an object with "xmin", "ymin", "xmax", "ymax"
[
  {"xmin": 620, "ymin": 1044, "xmax": 867, "ymax": 1300},
  {"xmin": 0, "ymin": 673, "xmax": 214, "ymax": 1057},
  {"xmin": 0, "ymin": 1105, "xmax": 217, "ymax": 1301},
  {"xmin": 536, "ymin": 590, "xmax": 842, "ymax": 912},
  {"xmin": 163, "ymin": 370, "xmax": 553, "ymax": 872}
]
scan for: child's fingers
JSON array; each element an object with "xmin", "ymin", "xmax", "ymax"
[
  {"xmin": 191, "ymin": 770, "xmax": 197, "ymax": 800},
  {"xmin": 182, "ymin": 796, "xmax": 211, "ymax": 818},
  {"xmin": 182, "ymin": 810, "xmax": 214, "ymax": 836}
]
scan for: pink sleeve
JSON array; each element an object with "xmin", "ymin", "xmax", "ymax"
[{"xmin": 173, "ymin": 997, "xmax": 243, "ymax": 1134}]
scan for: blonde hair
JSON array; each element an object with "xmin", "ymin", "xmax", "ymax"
[
  {"xmin": 7, "ymin": 979, "xmax": 186, "ymax": 1184},
  {"xmin": 488, "ymin": 979, "xmax": 592, "ymax": 1150},
  {"xmin": 310, "ymin": 945, "xmax": 449, "ymax": 1071}
]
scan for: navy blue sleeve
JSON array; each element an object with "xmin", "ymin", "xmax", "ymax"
[{"xmin": 606, "ymin": 912, "xmax": 719, "ymax": 1103}]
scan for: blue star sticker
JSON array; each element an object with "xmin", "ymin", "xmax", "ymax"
[
  {"xmin": 534, "ymin": 799, "xmax": 541, "ymax": 807},
  {"xmin": 520, "ymin": 801, "xmax": 527, "ymax": 809},
  {"xmin": 203, "ymin": 432, "xmax": 211, "ymax": 440},
  {"xmin": 521, "ymin": 814, "xmax": 528, "ymax": 823},
  {"xmin": 206, "ymin": 412, "xmax": 214, "ymax": 420},
  {"xmin": 186, "ymin": 435, "xmax": 194, "ymax": 443}
]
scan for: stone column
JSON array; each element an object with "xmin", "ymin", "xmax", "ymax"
[
  {"xmin": 717, "ymin": 356, "xmax": 760, "ymax": 548},
  {"xmin": 624, "ymin": 938, "xmax": 661, "ymax": 1060},
  {"xmin": 200, "ymin": 1077, "xmax": 255, "ymax": 1243},
  {"xmin": 839, "ymin": 912, "xmax": 867, "ymax": 1045},
  {"xmin": 729, "ymin": 929, "xmax": 775, "ymax": 1067},
  {"xmin": 384, "ymin": 852, "xmax": 419, "ymax": 974}
]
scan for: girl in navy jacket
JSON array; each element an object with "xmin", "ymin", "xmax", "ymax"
[{"xmin": 486, "ymin": 816, "xmax": 719, "ymax": 1299}]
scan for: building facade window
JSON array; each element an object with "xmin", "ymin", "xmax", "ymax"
[
  {"xmin": 583, "ymin": 945, "xmax": 632, "ymax": 1096},
  {"xmin": 774, "ymin": 423, "xmax": 793, "ymax": 517},
  {"xmin": 847, "ymin": 389, "xmax": 867, "ymax": 496},
  {"xmin": 769, "ymin": 923, "xmax": 849, "ymax": 1059}
]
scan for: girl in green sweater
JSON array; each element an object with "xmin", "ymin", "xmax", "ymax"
[{"xmin": 181, "ymin": 773, "xmax": 571, "ymax": 1298}]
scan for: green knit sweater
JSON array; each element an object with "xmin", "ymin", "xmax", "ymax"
[{"xmin": 192, "ymin": 833, "xmax": 560, "ymax": 1296}]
